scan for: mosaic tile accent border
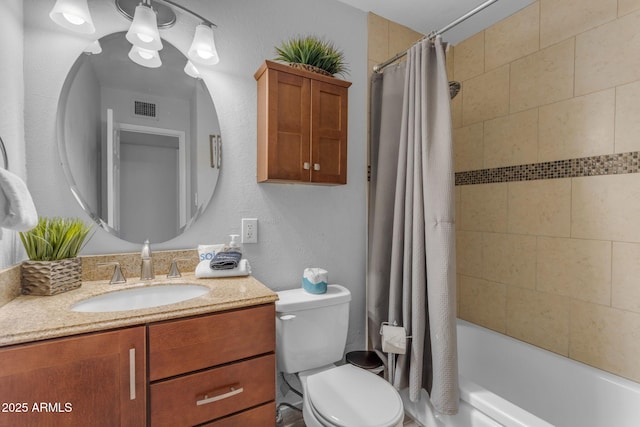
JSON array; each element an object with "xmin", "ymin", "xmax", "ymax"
[{"xmin": 455, "ymin": 151, "xmax": 640, "ymax": 185}]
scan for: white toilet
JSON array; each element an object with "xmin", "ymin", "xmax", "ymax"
[{"xmin": 276, "ymin": 284, "xmax": 404, "ymax": 427}]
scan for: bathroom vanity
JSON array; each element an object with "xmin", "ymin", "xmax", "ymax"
[{"xmin": 0, "ymin": 274, "xmax": 277, "ymax": 427}]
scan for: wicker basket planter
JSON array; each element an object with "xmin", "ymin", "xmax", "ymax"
[
  {"xmin": 21, "ymin": 257, "xmax": 82, "ymax": 296},
  {"xmin": 288, "ymin": 62, "xmax": 333, "ymax": 77}
]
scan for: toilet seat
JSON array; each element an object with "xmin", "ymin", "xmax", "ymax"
[{"xmin": 306, "ymin": 364, "xmax": 404, "ymax": 427}]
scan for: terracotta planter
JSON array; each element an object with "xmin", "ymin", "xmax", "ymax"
[{"xmin": 21, "ymin": 257, "xmax": 82, "ymax": 296}]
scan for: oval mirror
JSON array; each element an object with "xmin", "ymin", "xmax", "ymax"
[{"xmin": 57, "ymin": 32, "xmax": 220, "ymax": 244}]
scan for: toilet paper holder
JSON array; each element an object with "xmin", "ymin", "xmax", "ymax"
[
  {"xmin": 379, "ymin": 321, "xmax": 412, "ymax": 385},
  {"xmin": 379, "ymin": 321, "xmax": 412, "ymax": 340},
  {"xmin": 379, "ymin": 322, "xmax": 412, "ymax": 354}
]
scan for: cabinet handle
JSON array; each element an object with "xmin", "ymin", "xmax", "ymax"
[
  {"xmin": 196, "ymin": 384, "xmax": 244, "ymax": 406},
  {"xmin": 129, "ymin": 348, "xmax": 136, "ymax": 400},
  {"xmin": 303, "ymin": 162, "xmax": 310, "ymax": 170},
  {"xmin": 314, "ymin": 163, "xmax": 321, "ymax": 171}
]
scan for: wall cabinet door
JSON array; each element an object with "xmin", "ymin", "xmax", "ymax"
[
  {"xmin": 310, "ymin": 79, "xmax": 348, "ymax": 184},
  {"xmin": 256, "ymin": 60, "xmax": 351, "ymax": 185},
  {"xmin": 0, "ymin": 327, "xmax": 146, "ymax": 427}
]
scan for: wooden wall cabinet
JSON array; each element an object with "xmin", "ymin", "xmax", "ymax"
[
  {"xmin": 255, "ymin": 60, "xmax": 351, "ymax": 185},
  {"xmin": 0, "ymin": 326, "xmax": 146, "ymax": 427}
]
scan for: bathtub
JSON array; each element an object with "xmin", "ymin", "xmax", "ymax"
[{"xmin": 400, "ymin": 319, "xmax": 640, "ymax": 427}]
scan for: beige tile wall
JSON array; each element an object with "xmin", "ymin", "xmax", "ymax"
[
  {"xmin": 452, "ymin": 1, "xmax": 640, "ymax": 383},
  {"xmin": 367, "ymin": 13, "xmax": 424, "ymax": 78},
  {"xmin": 367, "ymin": 4, "xmax": 640, "ymax": 384}
]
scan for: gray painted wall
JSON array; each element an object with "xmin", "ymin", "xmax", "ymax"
[
  {"xmin": 22, "ymin": 0, "xmax": 368, "ymax": 352},
  {"xmin": 0, "ymin": 0, "xmax": 26, "ymax": 267}
]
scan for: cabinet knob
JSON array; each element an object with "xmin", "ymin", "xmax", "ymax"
[
  {"xmin": 314, "ymin": 163, "xmax": 321, "ymax": 171},
  {"xmin": 303, "ymin": 162, "xmax": 310, "ymax": 170}
]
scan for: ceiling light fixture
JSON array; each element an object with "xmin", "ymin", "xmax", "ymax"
[
  {"xmin": 49, "ymin": 0, "xmax": 96, "ymax": 34},
  {"xmin": 188, "ymin": 24, "xmax": 219, "ymax": 65},
  {"xmin": 116, "ymin": 0, "xmax": 219, "ymax": 70},
  {"xmin": 49, "ymin": 0, "xmax": 220, "ymax": 73},
  {"xmin": 84, "ymin": 40, "xmax": 102, "ymax": 55},
  {"xmin": 125, "ymin": 1, "xmax": 163, "ymax": 51},
  {"xmin": 184, "ymin": 61, "xmax": 201, "ymax": 78},
  {"xmin": 128, "ymin": 45, "xmax": 162, "ymax": 68}
]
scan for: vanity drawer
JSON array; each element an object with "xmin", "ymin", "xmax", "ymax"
[
  {"xmin": 150, "ymin": 354, "xmax": 275, "ymax": 426},
  {"xmin": 148, "ymin": 303, "xmax": 275, "ymax": 380},
  {"xmin": 200, "ymin": 402, "xmax": 275, "ymax": 426}
]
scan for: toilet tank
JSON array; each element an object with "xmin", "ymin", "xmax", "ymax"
[{"xmin": 275, "ymin": 284, "xmax": 351, "ymax": 373}]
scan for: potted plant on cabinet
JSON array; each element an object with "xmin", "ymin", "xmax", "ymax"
[
  {"xmin": 274, "ymin": 35, "xmax": 349, "ymax": 78},
  {"xmin": 19, "ymin": 217, "xmax": 93, "ymax": 296}
]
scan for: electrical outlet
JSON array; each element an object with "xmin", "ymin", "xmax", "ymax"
[{"xmin": 242, "ymin": 218, "xmax": 258, "ymax": 243}]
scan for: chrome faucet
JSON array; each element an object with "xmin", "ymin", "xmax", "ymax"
[{"xmin": 140, "ymin": 239, "xmax": 155, "ymax": 280}]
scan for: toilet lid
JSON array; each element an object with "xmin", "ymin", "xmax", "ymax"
[{"xmin": 306, "ymin": 364, "xmax": 404, "ymax": 427}]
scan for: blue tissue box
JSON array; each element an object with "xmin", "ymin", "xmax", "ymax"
[{"xmin": 302, "ymin": 277, "xmax": 327, "ymax": 294}]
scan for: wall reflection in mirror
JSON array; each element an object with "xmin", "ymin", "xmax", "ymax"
[{"xmin": 57, "ymin": 32, "xmax": 221, "ymax": 244}]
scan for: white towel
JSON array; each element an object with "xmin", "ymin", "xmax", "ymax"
[
  {"xmin": 195, "ymin": 258, "xmax": 251, "ymax": 278},
  {"xmin": 0, "ymin": 168, "xmax": 38, "ymax": 232}
]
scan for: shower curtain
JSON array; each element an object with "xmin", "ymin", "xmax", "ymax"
[{"xmin": 368, "ymin": 36, "xmax": 459, "ymax": 415}]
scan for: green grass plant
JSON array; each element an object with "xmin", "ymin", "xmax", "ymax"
[
  {"xmin": 19, "ymin": 217, "xmax": 93, "ymax": 261},
  {"xmin": 275, "ymin": 35, "xmax": 349, "ymax": 77}
]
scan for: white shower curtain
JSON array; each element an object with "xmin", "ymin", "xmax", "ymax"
[{"xmin": 368, "ymin": 36, "xmax": 459, "ymax": 415}]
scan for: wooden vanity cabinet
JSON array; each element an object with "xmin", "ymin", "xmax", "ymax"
[
  {"xmin": 255, "ymin": 60, "xmax": 351, "ymax": 185},
  {"xmin": 0, "ymin": 304, "xmax": 275, "ymax": 427},
  {"xmin": 148, "ymin": 303, "xmax": 276, "ymax": 426},
  {"xmin": 0, "ymin": 326, "xmax": 146, "ymax": 427}
]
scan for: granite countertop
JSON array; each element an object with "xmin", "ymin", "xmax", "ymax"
[{"xmin": 0, "ymin": 273, "xmax": 278, "ymax": 347}]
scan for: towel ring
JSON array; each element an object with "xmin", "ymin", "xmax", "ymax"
[{"xmin": 0, "ymin": 136, "xmax": 7, "ymax": 170}]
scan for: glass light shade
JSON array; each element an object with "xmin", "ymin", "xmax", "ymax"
[
  {"xmin": 188, "ymin": 24, "xmax": 219, "ymax": 66},
  {"xmin": 84, "ymin": 40, "xmax": 102, "ymax": 55},
  {"xmin": 184, "ymin": 61, "xmax": 201, "ymax": 78},
  {"xmin": 125, "ymin": 4, "xmax": 163, "ymax": 51},
  {"xmin": 128, "ymin": 45, "xmax": 162, "ymax": 68},
  {"xmin": 49, "ymin": 0, "xmax": 95, "ymax": 34}
]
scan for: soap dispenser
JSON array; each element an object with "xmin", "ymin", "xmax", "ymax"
[{"xmin": 229, "ymin": 234, "xmax": 242, "ymax": 254}]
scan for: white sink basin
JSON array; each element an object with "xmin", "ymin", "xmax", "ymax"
[{"xmin": 70, "ymin": 283, "xmax": 210, "ymax": 312}]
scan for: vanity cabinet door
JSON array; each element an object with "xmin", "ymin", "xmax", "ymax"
[{"xmin": 0, "ymin": 326, "xmax": 146, "ymax": 427}]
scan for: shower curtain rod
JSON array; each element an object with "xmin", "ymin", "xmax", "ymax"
[{"xmin": 372, "ymin": 0, "xmax": 499, "ymax": 73}]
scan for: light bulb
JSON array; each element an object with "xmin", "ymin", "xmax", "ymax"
[
  {"xmin": 62, "ymin": 12, "xmax": 85, "ymax": 25},
  {"xmin": 138, "ymin": 50, "xmax": 154, "ymax": 60},
  {"xmin": 197, "ymin": 49, "xmax": 214, "ymax": 60},
  {"xmin": 128, "ymin": 45, "xmax": 162, "ymax": 68}
]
